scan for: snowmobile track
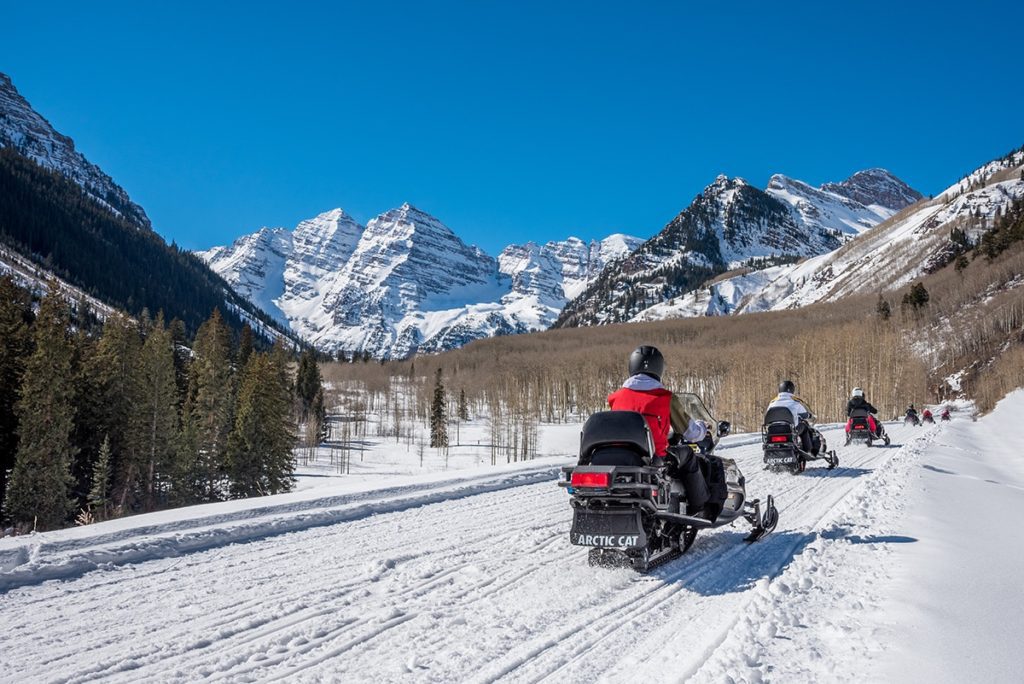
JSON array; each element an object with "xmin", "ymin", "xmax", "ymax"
[{"xmin": 0, "ymin": 422, "xmax": 927, "ymax": 683}]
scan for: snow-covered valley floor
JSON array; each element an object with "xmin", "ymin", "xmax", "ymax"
[{"xmin": 2, "ymin": 400, "xmax": 1022, "ymax": 683}]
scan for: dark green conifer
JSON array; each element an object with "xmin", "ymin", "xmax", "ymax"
[
  {"xmin": 430, "ymin": 368, "xmax": 448, "ymax": 449},
  {"xmin": 225, "ymin": 350, "xmax": 295, "ymax": 498},
  {"xmin": 176, "ymin": 309, "xmax": 234, "ymax": 503},
  {"xmin": 0, "ymin": 275, "xmax": 33, "ymax": 514},
  {"xmin": 130, "ymin": 314, "xmax": 180, "ymax": 510},
  {"xmin": 4, "ymin": 287, "xmax": 77, "ymax": 529}
]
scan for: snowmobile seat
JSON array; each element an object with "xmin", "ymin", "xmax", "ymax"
[
  {"xmin": 849, "ymin": 407, "xmax": 871, "ymax": 419},
  {"xmin": 579, "ymin": 411, "xmax": 654, "ymax": 466},
  {"xmin": 764, "ymin": 407, "xmax": 796, "ymax": 426}
]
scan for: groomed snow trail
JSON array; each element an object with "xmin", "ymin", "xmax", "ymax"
[{"xmin": 1, "ymin": 423, "xmax": 928, "ymax": 682}]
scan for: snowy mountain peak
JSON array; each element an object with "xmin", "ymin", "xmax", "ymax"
[
  {"xmin": 0, "ymin": 71, "xmax": 151, "ymax": 229},
  {"xmin": 766, "ymin": 174, "xmax": 809, "ymax": 191},
  {"xmin": 200, "ymin": 207, "xmax": 642, "ymax": 358},
  {"xmin": 822, "ymin": 168, "xmax": 922, "ymax": 210},
  {"xmin": 557, "ymin": 167, "xmax": 922, "ymax": 327}
]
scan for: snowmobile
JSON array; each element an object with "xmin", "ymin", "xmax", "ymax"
[
  {"xmin": 922, "ymin": 409, "xmax": 935, "ymax": 424},
  {"xmin": 559, "ymin": 394, "xmax": 778, "ymax": 572},
  {"xmin": 762, "ymin": 407, "xmax": 838, "ymax": 473},
  {"xmin": 844, "ymin": 407, "xmax": 890, "ymax": 446},
  {"xmin": 904, "ymin": 411, "xmax": 921, "ymax": 427},
  {"xmin": 941, "ymin": 408, "xmax": 952, "ymax": 421}
]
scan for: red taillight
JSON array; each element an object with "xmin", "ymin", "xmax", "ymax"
[
  {"xmin": 571, "ymin": 471, "xmax": 610, "ymax": 488},
  {"xmin": 769, "ymin": 435, "xmax": 789, "ymax": 443}
]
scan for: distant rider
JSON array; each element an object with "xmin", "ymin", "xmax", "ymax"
[
  {"xmin": 607, "ymin": 346, "xmax": 718, "ymax": 517},
  {"xmin": 767, "ymin": 380, "xmax": 820, "ymax": 456},
  {"xmin": 846, "ymin": 387, "xmax": 882, "ymax": 438},
  {"xmin": 905, "ymin": 404, "xmax": 919, "ymax": 424}
]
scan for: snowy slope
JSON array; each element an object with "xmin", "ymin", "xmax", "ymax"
[
  {"xmin": 5, "ymin": 415, "xmax": 1011, "ymax": 682},
  {"xmin": 557, "ymin": 169, "xmax": 920, "ymax": 327},
  {"xmin": 199, "ymin": 209, "xmax": 640, "ymax": 358},
  {"xmin": 0, "ymin": 72, "xmax": 151, "ymax": 229},
  {"xmin": 634, "ymin": 148, "xmax": 1024, "ymax": 321}
]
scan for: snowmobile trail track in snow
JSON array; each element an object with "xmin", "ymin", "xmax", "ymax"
[{"xmin": 0, "ymin": 423, "xmax": 929, "ymax": 683}]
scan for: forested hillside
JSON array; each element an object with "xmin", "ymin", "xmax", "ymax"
[
  {"xmin": 0, "ymin": 276, "xmax": 323, "ymax": 532},
  {"xmin": 0, "ymin": 148, "xmax": 285, "ymax": 338}
]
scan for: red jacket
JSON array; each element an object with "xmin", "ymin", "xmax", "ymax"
[{"xmin": 608, "ymin": 386, "xmax": 673, "ymax": 456}]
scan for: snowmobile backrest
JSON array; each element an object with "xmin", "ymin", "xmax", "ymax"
[
  {"xmin": 764, "ymin": 406, "xmax": 796, "ymax": 426},
  {"xmin": 579, "ymin": 411, "xmax": 654, "ymax": 463}
]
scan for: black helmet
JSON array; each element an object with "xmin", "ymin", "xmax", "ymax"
[
  {"xmin": 628, "ymin": 345, "xmax": 665, "ymax": 381},
  {"xmin": 779, "ymin": 380, "xmax": 795, "ymax": 394}
]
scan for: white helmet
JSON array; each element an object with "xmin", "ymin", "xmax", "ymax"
[{"xmin": 851, "ymin": 387, "xmax": 864, "ymax": 398}]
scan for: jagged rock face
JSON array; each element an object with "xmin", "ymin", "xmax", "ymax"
[
  {"xmin": 822, "ymin": 168, "xmax": 923, "ymax": 210},
  {"xmin": 198, "ymin": 204, "xmax": 641, "ymax": 358},
  {"xmin": 498, "ymin": 234, "xmax": 643, "ymax": 303},
  {"xmin": 0, "ymin": 72, "xmax": 151, "ymax": 229},
  {"xmin": 557, "ymin": 169, "xmax": 922, "ymax": 328}
]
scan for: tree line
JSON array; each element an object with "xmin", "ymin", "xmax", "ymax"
[{"xmin": 0, "ymin": 276, "xmax": 319, "ymax": 532}]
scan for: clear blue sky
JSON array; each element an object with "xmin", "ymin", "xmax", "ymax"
[{"xmin": 3, "ymin": 1, "xmax": 1022, "ymax": 255}]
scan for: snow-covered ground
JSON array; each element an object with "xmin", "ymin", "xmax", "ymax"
[{"xmin": 1, "ymin": 402, "xmax": 1020, "ymax": 682}]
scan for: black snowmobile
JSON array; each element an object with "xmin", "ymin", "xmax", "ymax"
[
  {"xmin": 904, "ymin": 410, "xmax": 921, "ymax": 427},
  {"xmin": 762, "ymin": 407, "xmax": 838, "ymax": 474},
  {"xmin": 559, "ymin": 394, "xmax": 778, "ymax": 572},
  {"xmin": 844, "ymin": 407, "xmax": 890, "ymax": 447}
]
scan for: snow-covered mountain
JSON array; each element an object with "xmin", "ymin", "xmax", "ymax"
[
  {"xmin": 633, "ymin": 147, "xmax": 1024, "ymax": 321},
  {"xmin": 0, "ymin": 72, "xmax": 151, "ymax": 229},
  {"xmin": 555, "ymin": 169, "xmax": 921, "ymax": 327},
  {"xmin": 198, "ymin": 206, "xmax": 641, "ymax": 358}
]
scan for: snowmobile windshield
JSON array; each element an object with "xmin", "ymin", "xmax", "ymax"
[{"xmin": 675, "ymin": 392, "xmax": 717, "ymax": 426}]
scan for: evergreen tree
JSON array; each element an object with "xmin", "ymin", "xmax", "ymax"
[
  {"xmin": 4, "ymin": 287, "xmax": 77, "ymax": 529},
  {"xmin": 88, "ymin": 434, "xmax": 113, "ymax": 520},
  {"xmin": 236, "ymin": 324, "xmax": 254, "ymax": 368},
  {"xmin": 168, "ymin": 317, "xmax": 190, "ymax": 408},
  {"xmin": 295, "ymin": 348, "xmax": 322, "ymax": 420},
  {"xmin": 0, "ymin": 275, "xmax": 33, "ymax": 514},
  {"xmin": 901, "ymin": 282, "xmax": 931, "ymax": 311},
  {"xmin": 430, "ymin": 368, "xmax": 448, "ymax": 449},
  {"xmin": 82, "ymin": 313, "xmax": 141, "ymax": 508},
  {"xmin": 311, "ymin": 385, "xmax": 327, "ymax": 441},
  {"xmin": 225, "ymin": 350, "xmax": 295, "ymax": 498},
  {"xmin": 876, "ymin": 294, "xmax": 892, "ymax": 321},
  {"xmin": 176, "ymin": 309, "xmax": 234, "ymax": 503},
  {"xmin": 130, "ymin": 314, "xmax": 180, "ymax": 510}
]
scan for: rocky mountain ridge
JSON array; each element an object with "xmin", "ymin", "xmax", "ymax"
[
  {"xmin": 555, "ymin": 168, "xmax": 922, "ymax": 327},
  {"xmin": 198, "ymin": 206, "xmax": 641, "ymax": 358},
  {"xmin": 0, "ymin": 72, "xmax": 151, "ymax": 229}
]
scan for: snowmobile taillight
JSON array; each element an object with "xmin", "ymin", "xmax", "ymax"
[
  {"xmin": 571, "ymin": 472, "xmax": 610, "ymax": 488},
  {"xmin": 769, "ymin": 435, "xmax": 789, "ymax": 443}
]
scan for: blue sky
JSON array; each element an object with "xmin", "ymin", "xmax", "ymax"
[{"xmin": 3, "ymin": 1, "xmax": 1022, "ymax": 255}]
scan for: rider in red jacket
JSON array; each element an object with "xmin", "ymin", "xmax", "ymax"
[{"xmin": 608, "ymin": 346, "xmax": 712, "ymax": 514}]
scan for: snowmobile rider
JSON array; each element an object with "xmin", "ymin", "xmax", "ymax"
[
  {"xmin": 846, "ymin": 387, "xmax": 882, "ymax": 438},
  {"xmin": 906, "ymin": 404, "xmax": 919, "ymax": 419},
  {"xmin": 607, "ymin": 346, "xmax": 716, "ymax": 516},
  {"xmin": 767, "ymin": 380, "xmax": 820, "ymax": 456}
]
